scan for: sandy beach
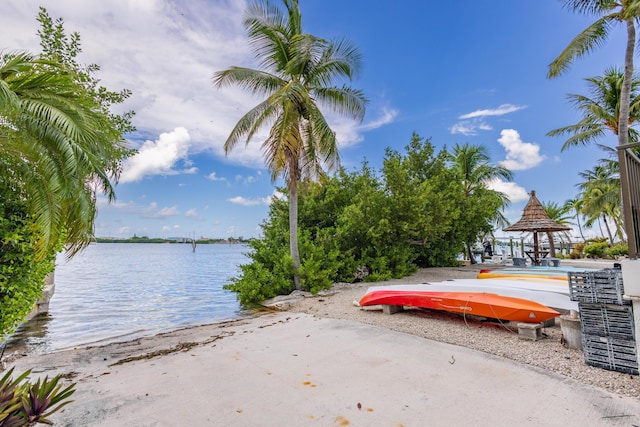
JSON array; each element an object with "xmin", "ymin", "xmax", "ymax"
[{"xmin": 6, "ymin": 261, "xmax": 640, "ymax": 426}]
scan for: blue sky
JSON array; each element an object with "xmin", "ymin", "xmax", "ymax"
[{"xmin": 1, "ymin": 1, "xmax": 625, "ymax": 240}]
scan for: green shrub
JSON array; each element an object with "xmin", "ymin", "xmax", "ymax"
[
  {"xmin": 583, "ymin": 241, "xmax": 609, "ymax": 258},
  {"xmin": 224, "ymin": 134, "xmax": 507, "ymax": 306},
  {"xmin": 0, "ymin": 189, "xmax": 59, "ymax": 339},
  {"xmin": 605, "ymin": 243, "xmax": 628, "ymax": 259}
]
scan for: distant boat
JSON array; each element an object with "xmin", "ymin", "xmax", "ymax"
[{"xmin": 359, "ymin": 284, "xmax": 561, "ymax": 323}]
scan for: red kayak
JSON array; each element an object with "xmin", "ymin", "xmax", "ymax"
[{"xmin": 359, "ymin": 287, "xmax": 560, "ymax": 323}]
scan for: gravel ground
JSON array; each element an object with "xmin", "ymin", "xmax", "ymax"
[{"xmin": 286, "ymin": 262, "xmax": 640, "ymax": 401}]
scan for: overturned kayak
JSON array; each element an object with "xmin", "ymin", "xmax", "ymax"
[
  {"xmin": 477, "ymin": 266, "xmax": 600, "ymax": 282},
  {"xmin": 359, "ymin": 285, "xmax": 561, "ymax": 323}
]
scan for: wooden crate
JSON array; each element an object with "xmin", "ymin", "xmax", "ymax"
[
  {"xmin": 578, "ymin": 303, "xmax": 635, "ymax": 340},
  {"xmin": 582, "ymin": 334, "xmax": 638, "ymax": 375},
  {"xmin": 568, "ymin": 269, "xmax": 628, "ymax": 305}
]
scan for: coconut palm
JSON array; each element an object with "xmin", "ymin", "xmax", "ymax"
[
  {"xmin": 577, "ymin": 161, "xmax": 623, "ymax": 244},
  {"xmin": 564, "ymin": 197, "xmax": 587, "ymax": 241},
  {"xmin": 0, "ymin": 52, "xmax": 128, "ymax": 258},
  {"xmin": 446, "ymin": 143, "xmax": 513, "ymax": 263},
  {"xmin": 548, "ymin": 1, "xmax": 640, "ymax": 150},
  {"xmin": 548, "ymin": 68, "xmax": 640, "ymax": 150},
  {"xmin": 214, "ymin": 0, "xmax": 367, "ymax": 289},
  {"xmin": 541, "ymin": 201, "xmax": 574, "ymax": 257}
]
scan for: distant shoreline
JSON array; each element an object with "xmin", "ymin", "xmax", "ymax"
[{"xmin": 94, "ymin": 237, "xmax": 250, "ymax": 244}]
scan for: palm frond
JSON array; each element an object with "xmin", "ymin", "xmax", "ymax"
[{"xmin": 548, "ymin": 15, "xmax": 613, "ymax": 78}]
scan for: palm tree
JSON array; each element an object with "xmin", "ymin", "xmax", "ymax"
[
  {"xmin": 577, "ymin": 162, "xmax": 623, "ymax": 245},
  {"xmin": 542, "ymin": 201, "xmax": 574, "ymax": 257},
  {"xmin": 564, "ymin": 197, "xmax": 587, "ymax": 241},
  {"xmin": 548, "ymin": 1, "xmax": 640, "ymax": 150},
  {"xmin": 214, "ymin": 0, "xmax": 367, "ymax": 289},
  {"xmin": 0, "ymin": 52, "xmax": 128, "ymax": 258},
  {"xmin": 548, "ymin": 68, "xmax": 640, "ymax": 150},
  {"xmin": 447, "ymin": 143, "xmax": 513, "ymax": 263}
]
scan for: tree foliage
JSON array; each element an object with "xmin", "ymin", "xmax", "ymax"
[
  {"xmin": 0, "ymin": 184, "xmax": 59, "ymax": 338},
  {"xmin": 225, "ymin": 134, "xmax": 509, "ymax": 305},
  {"xmin": 0, "ymin": 9, "xmax": 134, "ymax": 337},
  {"xmin": 214, "ymin": 0, "xmax": 367, "ymax": 290}
]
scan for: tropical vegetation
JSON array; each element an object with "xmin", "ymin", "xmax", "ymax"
[
  {"xmin": 214, "ymin": 0, "xmax": 367, "ymax": 290},
  {"xmin": 0, "ymin": 8, "xmax": 133, "ymax": 339},
  {"xmin": 548, "ymin": 0, "xmax": 640, "ymax": 149},
  {"xmin": 549, "ymin": 0, "xmax": 640, "ymax": 256},
  {"xmin": 225, "ymin": 134, "xmax": 510, "ymax": 305},
  {"xmin": 0, "ymin": 367, "xmax": 75, "ymax": 426},
  {"xmin": 547, "ymin": 68, "xmax": 640, "ymax": 150},
  {"xmin": 446, "ymin": 143, "xmax": 513, "ymax": 263}
]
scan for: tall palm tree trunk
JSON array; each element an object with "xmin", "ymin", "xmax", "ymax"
[
  {"xmin": 619, "ymin": 19, "xmax": 635, "ymax": 148},
  {"xmin": 546, "ymin": 231, "xmax": 556, "ymax": 257},
  {"xmin": 575, "ymin": 209, "xmax": 586, "ymax": 241},
  {"xmin": 289, "ymin": 177, "xmax": 301, "ymax": 290},
  {"xmin": 602, "ymin": 214, "xmax": 615, "ymax": 246}
]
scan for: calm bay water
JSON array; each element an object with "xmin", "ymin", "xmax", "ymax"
[{"xmin": 6, "ymin": 243, "xmax": 250, "ymax": 353}]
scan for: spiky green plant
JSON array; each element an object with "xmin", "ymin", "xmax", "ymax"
[{"xmin": 0, "ymin": 368, "xmax": 75, "ymax": 426}]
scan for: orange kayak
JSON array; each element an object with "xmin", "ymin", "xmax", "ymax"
[
  {"xmin": 359, "ymin": 288, "xmax": 560, "ymax": 323},
  {"xmin": 477, "ymin": 269, "xmax": 567, "ymax": 281}
]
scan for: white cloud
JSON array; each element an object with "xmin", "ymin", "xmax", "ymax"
[
  {"xmin": 185, "ymin": 209, "xmax": 199, "ymax": 218},
  {"xmin": 142, "ymin": 204, "xmax": 181, "ymax": 219},
  {"xmin": 497, "ymin": 129, "xmax": 545, "ymax": 171},
  {"xmin": 485, "ymin": 178, "xmax": 529, "ymax": 202},
  {"xmin": 333, "ymin": 107, "xmax": 399, "ymax": 148},
  {"xmin": 227, "ymin": 196, "xmax": 265, "ymax": 206},
  {"xmin": 265, "ymin": 190, "xmax": 285, "ymax": 204},
  {"xmin": 1, "ymin": 0, "xmax": 252, "ymax": 162},
  {"xmin": 182, "ymin": 166, "xmax": 198, "ymax": 174},
  {"xmin": 120, "ymin": 127, "xmax": 191, "ymax": 183},
  {"xmin": 207, "ymin": 172, "xmax": 227, "ymax": 182},
  {"xmin": 451, "ymin": 104, "xmax": 525, "ymax": 136},
  {"xmin": 459, "ymin": 104, "xmax": 526, "ymax": 119},
  {"xmin": 450, "ymin": 121, "xmax": 484, "ymax": 136}
]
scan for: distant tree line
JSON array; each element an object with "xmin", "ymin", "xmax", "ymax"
[{"xmin": 95, "ymin": 236, "xmax": 250, "ymax": 244}]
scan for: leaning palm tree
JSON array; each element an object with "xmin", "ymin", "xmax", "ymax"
[
  {"xmin": 214, "ymin": 0, "xmax": 367, "ymax": 289},
  {"xmin": 0, "ymin": 52, "xmax": 128, "ymax": 258},
  {"xmin": 549, "ymin": 1, "xmax": 640, "ymax": 150},
  {"xmin": 548, "ymin": 68, "xmax": 640, "ymax": 150},
  {"xmin": 447, "ymin": 143, "xmax": 513, "ymax": 263}
]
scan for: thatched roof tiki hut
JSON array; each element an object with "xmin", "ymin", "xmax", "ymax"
[{"xmin": 503, "ymin": 191, "xmax": 571, "ymax": 265}]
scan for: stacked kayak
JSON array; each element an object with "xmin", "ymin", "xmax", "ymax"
[
  {"xmin": 359, "ymin": 283, "xmax": 562, "ymax": 323},
  {"xmin": 477, "ymin": 266, "xmax": 598, "ymax": 282}
]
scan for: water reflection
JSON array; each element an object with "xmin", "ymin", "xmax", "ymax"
[{"xmin": 4, "ymin": 243, "xmax": 250, "ymax": 353}]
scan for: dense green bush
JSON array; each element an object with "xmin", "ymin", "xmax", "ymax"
[
  {"xmin": 0, "ymin": 187, "xmax": 59, "ymax": 338},
  {"xmin": 604, "ymin": 242, "xmax": 628, "ymax": 259},
  {"xmin": 226, "ymin": 134, "xmax": 508, "ymax": 306},
  {"xmin": 583, "ymin": 241, "xmax": 609, "ymax": 258}
]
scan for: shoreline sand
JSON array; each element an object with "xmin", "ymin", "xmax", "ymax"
[{"xmin": 6, "ymin": 261, "xmax": 640, "ymax": 425}]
